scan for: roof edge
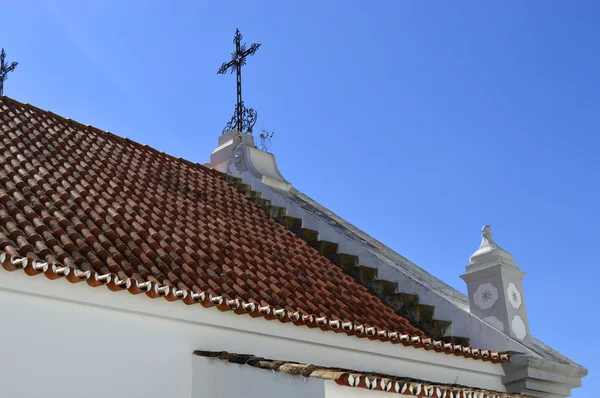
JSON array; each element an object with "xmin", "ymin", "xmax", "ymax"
[
  {"xmin": 0, "ymin": 250, "xmax": 509, "ymax": 364},
  {"xmin": 195, "ymin": 350, "xmax": 531, "ymax": 397}
]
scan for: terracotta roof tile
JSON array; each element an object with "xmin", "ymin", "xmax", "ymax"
[
  {"xmin": 194, "ymin": 351, "xmax": 526, "ymax": 397},
  {"xmin": 0, "ymin": 96, "xmax": 508, "ymax": 363}
]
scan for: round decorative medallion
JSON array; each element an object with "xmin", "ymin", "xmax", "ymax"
[
  {"xmin": 474, "ymin": 282, "xmax": 499, "ymax": 310},
  {"xmin": 507, "ymin": 282, "xmax": 522, "ymax": 309},
  {"xmin": 511, "ymin": 315, "xmax": 527, "ymax": 340}
]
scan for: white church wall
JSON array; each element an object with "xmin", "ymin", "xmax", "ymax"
[
  {"xmin": 191, "ymin": 358, "xmax": 397, "ymax": 398},
  {"xmin": 0, "ymin": 268, "xmax": 506, "ymax": 398}
]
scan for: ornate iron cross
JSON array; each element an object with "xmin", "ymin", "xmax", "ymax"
[
  {"xmin": 0, "ymin": 48, "xmax": 18, "ymax": 96},
  {"xmin": 217, "ymin": 29, "xmax": 261, "ymax": 134}
]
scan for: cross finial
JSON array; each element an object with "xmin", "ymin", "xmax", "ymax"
[
  {"xmin": 217, "ymin": 29, "xmax": 261, "ymax": 134},
  {"xmin": 0, "ymin": 48, "xmax": 18, "ymax": 96}
]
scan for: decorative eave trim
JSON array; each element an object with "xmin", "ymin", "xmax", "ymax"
[
  {"xmin": 0, "ymin": 250, "xmax": 509, "ymax": 364},
  {"xmin": 336, "ymin": 373, "xmax": 522, "ymax": 397},
  {"xmin": 195, "ymin": 350, "xmax": 528, "ymax": 398}
]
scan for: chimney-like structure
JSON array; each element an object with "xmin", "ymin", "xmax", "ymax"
[{"xmin": 461, "ymin": 226, "xmax": 530, "ymax": 342}]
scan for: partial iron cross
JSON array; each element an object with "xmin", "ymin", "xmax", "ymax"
[
  {"xmin": 217, "ymin": 29, "xmax": 261, "ymax": 134},
  {"xmin": 0, "ymin": 48, "xmax": 18, "ymax": 96}
]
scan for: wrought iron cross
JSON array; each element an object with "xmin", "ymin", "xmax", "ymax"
[
  {"xmin": 0, "ymin": 48, "xmax": 18, "ymax": 96},
  {"xmin": 217, "ymin": 29, "xmax": 261, "ymax": 134}
]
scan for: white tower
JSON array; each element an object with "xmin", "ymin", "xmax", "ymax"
[{"xmin": 461, "ymin": 226, "xmax": 530, "ymax": 342}]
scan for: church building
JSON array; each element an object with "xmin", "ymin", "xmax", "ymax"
[{"xmin": 0, "ymin": 33, "xmax": 587, "ymax": 398}]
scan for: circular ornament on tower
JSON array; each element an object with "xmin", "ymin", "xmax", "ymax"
[
  {"xmin": 511, "ymin": 315, "xmax": 527, "ymax": 340},
  {"xmin": 507, "ymin": 283, "xmax": 522, "ymax": 309},
  {"xmin": 474, "ymin": 282, "xmax": 499, "ymax": 310}
]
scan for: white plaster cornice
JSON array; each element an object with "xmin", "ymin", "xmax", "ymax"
[
  {"xmin": 502, "ymin": 355, "xmax": 588, "ymax": 398},
  {"xmin": 461, "ymin": 263, "xmax": 526, "ymax": 283}
]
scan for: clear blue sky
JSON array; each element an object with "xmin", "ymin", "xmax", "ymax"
[{"xmin": 2, "ymin": 1, "xmax": 598, "ymax": 394}]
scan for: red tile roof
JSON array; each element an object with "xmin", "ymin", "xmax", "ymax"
[
  {"xmin": 195, "ymin": 351, "xmax": 526, "ymax": 397},
  {"xmin": 0, "ymin": 96, "xmax": 508, "ymax": 363}
]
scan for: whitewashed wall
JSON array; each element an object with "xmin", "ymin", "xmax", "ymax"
[
  {"xmin": 0, "ymin": 270, "xmax": 505, "ymax": 398},
  {"xmin": 193, "ymin": 356, "xmax": 325, "ymax": 398},
  {"xmin": 193, "ymin": 357, "xmax": 435, "ymax": 398}
]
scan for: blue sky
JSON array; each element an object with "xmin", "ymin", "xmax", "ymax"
[{"xmin": 2, "ymin": 1, "xmax": 598, "ymax": 394}]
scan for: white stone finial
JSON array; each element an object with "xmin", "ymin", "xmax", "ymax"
[
  {"xmin": 482, "ymin": 225, "xmax": 492, "ymax": 239},
  {"xmin": 469, "ymin": 225, "xmax": 514, "ymax": 266},
  {"xmin": 480, "ymin": 225, "xmax": 500, "ymax": 249}
]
